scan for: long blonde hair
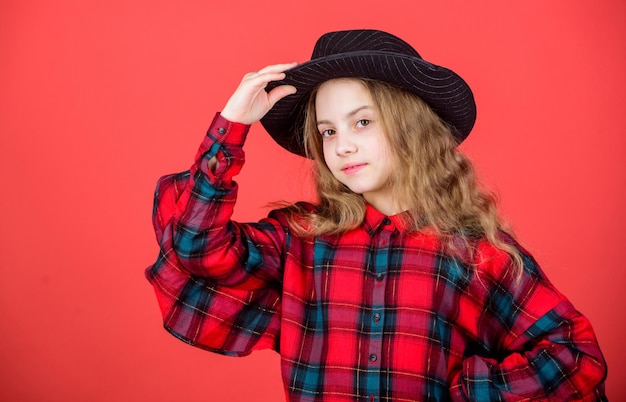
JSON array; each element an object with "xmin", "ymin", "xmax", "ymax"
[{"xmin": 286, "ymin": 78, "xmax": 523, "ymax": 276}]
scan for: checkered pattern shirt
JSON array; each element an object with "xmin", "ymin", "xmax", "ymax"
[{"xmin": 146, "ymin": 114, "xmax": 607, "ymax": 401}]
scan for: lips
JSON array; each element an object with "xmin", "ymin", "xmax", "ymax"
[{"xmin": 341, "ymin": 162, "xmax": 366, "ymax": 175}]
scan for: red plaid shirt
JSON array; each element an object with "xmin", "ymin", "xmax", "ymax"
[{"xmin": 146, "ymin": 114, "xmax": 607, "ymax": 401}]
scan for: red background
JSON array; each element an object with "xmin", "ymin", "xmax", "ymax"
[{"xmin": 1, "ymin": 1, "xmax": 624, "ymax": 400}]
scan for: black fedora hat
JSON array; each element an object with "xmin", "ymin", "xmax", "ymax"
[{"xmin": 260, "ymin": 29, "xmax": 476, "ymax": 157}]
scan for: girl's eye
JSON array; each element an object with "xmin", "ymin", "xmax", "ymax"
[
  {"xmin": 320, "ymin": 129, "xmax": 335, "ymax": 138},
  {"xmin": 356, "ymin": 119, "xmax": 370, "ymax": 128}
]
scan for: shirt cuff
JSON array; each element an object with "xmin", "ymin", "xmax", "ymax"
[
  {"xmin": 195, "ymin": 113, "xmax": 250, "ymax": 183},
  {"xmin": 204, "ymin": 112, "xmax": 250, "ymax": 150}
]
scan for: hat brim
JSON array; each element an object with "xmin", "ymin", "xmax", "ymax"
[{"xmin": 260, "ymin": 51, "xmax": 476, "ymax": 157}]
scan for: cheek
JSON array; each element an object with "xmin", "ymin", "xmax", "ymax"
[
  {"xmin": 380, "ymin": 146, "xmax": 399, "ymax": 176},
  {"xmin": 322, "ymin": 142, "xmax": 334, "ymax": 165},
  {"xmin": 374, "ymin": 137, "xmax": 392, "ymax": 161}
]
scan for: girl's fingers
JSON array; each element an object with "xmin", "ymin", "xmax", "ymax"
[
  {"xmin": 247, "ymin": 62, "xmax": 298, "ymax": 82},
  {"xmin": 221, "ymin": 63, "xmax": 298, "ymax": 124},
  {"xmin": 267, "ymin": 84, "xmax": 297, "ymax": 108},
  {"xmin": 256, "ymin": 62, "xmax": 298, "ymax": 76}
]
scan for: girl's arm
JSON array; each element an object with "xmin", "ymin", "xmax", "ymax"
[
  {"xmin": 150, "ymin": 62, "xmax": 298, "ymax": 290},
  {"xmin": 154, "ymin": 113, "xmax": 287, "ymax": 290},
  {"xmin": 144, "ymin": 64, "xmax": 297, "ymax": 354},
  {"xmin": 145, "ymin": 114, "xmax": 284, "ymax": 355},
  {"xmin": 450, "ymin": 240, "xmax": 607, "ymax": 401}
]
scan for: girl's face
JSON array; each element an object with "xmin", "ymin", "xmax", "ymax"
[{"xmin": 315, "ymin": 78, "xmax": 398, "ymax": 215}]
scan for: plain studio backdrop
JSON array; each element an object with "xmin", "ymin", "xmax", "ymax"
[{"xmin": 1, "ymin": 1, "xmax": 624, "ymax": 400}]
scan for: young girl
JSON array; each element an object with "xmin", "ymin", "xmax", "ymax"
[{"xmin": 146, "ymin": 30, "xmax": 607, "ymax": 401}]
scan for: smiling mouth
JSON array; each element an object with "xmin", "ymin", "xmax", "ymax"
[{"xmin": 341, "ymin": 163, "xmax": 366, "ymax": 175}]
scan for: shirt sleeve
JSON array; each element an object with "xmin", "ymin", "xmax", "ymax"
[
  {"xmin": 145, "ymin": 113, "xmax": 286, "ymax": 356},
  {"xmin": 449, "ymin": 237, "xmax": 607, "ymax": 401}
]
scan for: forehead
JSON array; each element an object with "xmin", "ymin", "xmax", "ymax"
[
  {"xmin": 317, "ymin": 77, "xmax": 367, "ymax": 93},
  {"xmin": 315, "ymin": 78, "xmax": 374, "ymax": 113}
]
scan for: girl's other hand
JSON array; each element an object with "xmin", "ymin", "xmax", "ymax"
[{"xmin": 220, "ymin": 62, "xmax": 298, "ymax": 125}]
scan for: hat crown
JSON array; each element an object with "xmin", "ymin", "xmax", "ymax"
[{"xmin": 312, "ymin": 30, "xmax": 422, "ymax": 60}]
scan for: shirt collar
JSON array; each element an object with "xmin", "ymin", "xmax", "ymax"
[{"xmin": 362, "ymin": 204, "xmax": 409, "ymax": 236}]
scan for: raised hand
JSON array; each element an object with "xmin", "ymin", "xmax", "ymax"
[{"xmin": 220, "ymin": 62, "xmax": 298, "ymax": 125}]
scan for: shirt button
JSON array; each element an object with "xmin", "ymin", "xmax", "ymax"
[
  {"xmin": 373, "ymin": 313, "xmax": 381, "ymax": 323},
  {"xmin": 218, "ymin": 127, "xmax": 226, "ymax": 134},
  {"xmin": 383, "ymin": 218, "xmax": 391, "ymax": 225},
  {"xmin": 376, "ymin": 273, "xmax": 384, "ymax": 281},
  {"xmin": 369, "ymin": 354, "xmax": 378, "ymax": 362}
]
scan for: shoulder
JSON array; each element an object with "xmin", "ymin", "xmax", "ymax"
[
  {"xmin": 268, "ymin": 201, "xmax": 319, "ymax": 217},
  {"xmin": 266, "ymin": 201, "xmax": 319, "ymax": 233},
  {"xmin": 464, "ymin": 231, "xmax": 543, "ymax": 282}
]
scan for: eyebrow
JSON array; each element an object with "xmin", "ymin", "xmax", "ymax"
[{"xmin": 316, "ymin": 105, "xmax": 374, "ymax": 126}]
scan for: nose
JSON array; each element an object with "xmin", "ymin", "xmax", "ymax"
[{"xmin": 334, "ymin": 131, "xmax": 357, "ymax": 155}]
